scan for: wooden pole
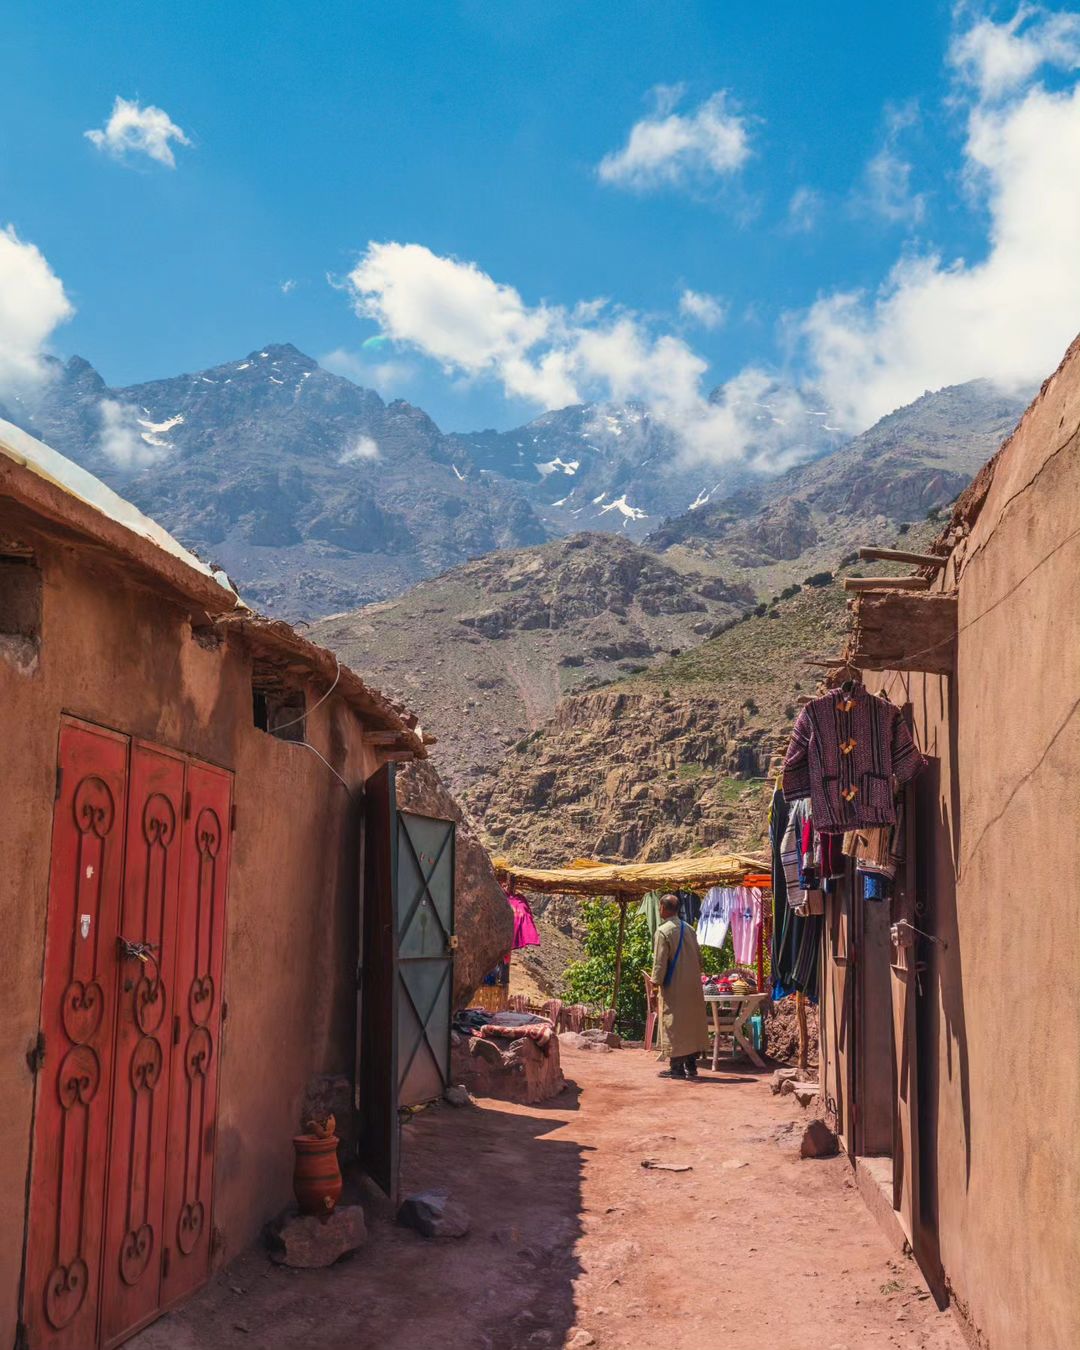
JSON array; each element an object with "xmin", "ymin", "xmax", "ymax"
[
  {"xmin": 858, "ymin": 546, "xmax": 946, "ymax": 569},
  {"xmin": 796, "ymin": 991, "xmax": 809, "ymax": 1077},
  {"xmin": 611, "ymin": 898, "xmax": 629, "ymax": 1018},
  {"xmin": 756, "ymin": 915, "xmax": 765, "ymax": 993},
  {"xmin": 842, "ymin": 577, "xmax": 931, "ymax": 592}
]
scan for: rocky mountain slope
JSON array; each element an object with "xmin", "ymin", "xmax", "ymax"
[
  {"xmin": 308, "ymin": 532, "xmax": 754, "ymax": 789},
  {"xmin": 448, "ymin": 379, "xmax": 844, "ymax": 540},
  {"xmin": 14, "ymin": 345, "xmax": 546, "ymax": 619},
  {"xmin": 8, "ymin": 341, "xmax": 1027, "ymax": 638},
  {"xmin": 650, "ymin": 379, "xmax": 1030, "ymax": 600},
  {"xmin": 472, "ymin": 528, "xmax": 939, "ymax": 866}
]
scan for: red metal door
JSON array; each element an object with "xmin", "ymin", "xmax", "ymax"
[
  {"xmin": 100, "ymin": 743, "xmax": 186, "ymax": 1348},
  {"xmin": 24, "ymin": 721, "xmax": 129, "ymax": 1350},
  {"xmin": 160, "ymin": 759, "xmax": 232, "ymax": 1308}
]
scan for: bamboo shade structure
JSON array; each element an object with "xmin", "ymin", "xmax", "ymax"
[{"xmin": 494, "ymin": 851, "xmax": 768, "ymax": 897}]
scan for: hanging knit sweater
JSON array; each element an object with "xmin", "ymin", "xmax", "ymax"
[{"xmin": 782, "ymin": 686, "xmax": 926, "ymax": 832}]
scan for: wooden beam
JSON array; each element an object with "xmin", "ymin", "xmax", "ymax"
[
  {"xmin": 842, "ymin": 577, "xmax": 931, "ymax": 592},
  {"xmin": 381, "ymin": 750, "xmax": 416, "ymax": 762},
  {"xmin": 802, "ymin": 657, "xmax": 843, "ymax": 667},
  {"xmin": 858, "ymin": 546, "xmax": 947, "ymax": 569},
  {"xmin": 850, "ymin": 591, "xmax": 957, "ymax": 675},
  {"xmin": 364, "ymin": 730, "xmax": 408, "ymax": 746},
  {"xmin": 421, "ymin": 733, "xmax": 439, "ymax": 746}
]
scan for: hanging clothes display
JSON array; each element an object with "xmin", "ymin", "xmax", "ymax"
[
  {"xmin": 637, "ymin": 890, "xmax": 661, "ymax": 938},
  {"xmin": 731, "ymin": 887, "xmax": 763, "ymax": 965},
  {"xmin": 770, "ymin": 787, "xmax": 822, "ymax": 1002},
  {"xmin": 504, "ymin": 891, "xmax": 541, "ymax": 949},
  {"xmin": 782, "ymin": 685, "xmax": 926, "ymax": 831},
  {"xmin": 697, "ymin": 886, "xmax": 734, "ymax": 949}
]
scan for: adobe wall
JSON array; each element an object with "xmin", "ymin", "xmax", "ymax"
[
  {"xmin": 865, "ymin": 339, "xmax": 1080, "ymax": 1347},
  {"xmin": 0, "ymin": 514, "xmax": 380, "ymax": 1342}
]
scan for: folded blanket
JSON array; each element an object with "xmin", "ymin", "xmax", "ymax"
[{"xmin": 477, "ymin": 1023, "xmax": 553, "ymax": 1050}]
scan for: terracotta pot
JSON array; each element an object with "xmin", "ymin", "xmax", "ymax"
[{"xmin": 292, "ymin": 1133, "xmax": 343, "ymax": 1216}]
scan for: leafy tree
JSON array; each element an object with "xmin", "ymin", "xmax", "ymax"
[{"xmin": 564, "ymin": 899, "xmax": 735, "ymax": 1036}]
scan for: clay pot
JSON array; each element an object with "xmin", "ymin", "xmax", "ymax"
[{"xmin": 292, "ymin": 1132, "xmax": 343, "ymax": 1216}]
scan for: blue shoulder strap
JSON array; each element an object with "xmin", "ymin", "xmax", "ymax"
[{"xmin": 663, "ymin": 921, "xmax": 686, "ymax": 988}]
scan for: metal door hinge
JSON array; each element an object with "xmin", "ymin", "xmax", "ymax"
[
  {"xmin": 173, "ymin": 1014, "xmax": 181, "ymax": 1046},
  {"xmin": 162, "ymin": 1247, "xmax": 171, "ymax": 1278},
  {"xmin": 14, "ymin": 1320, "xmax": 29, "ymax": 1350},
  {"xmin": 221, "ymin": 999, "xmax": 229, "ymax": 1022},
  {"xmin": 26, "ymin": 1031, "xmax": 46, "ymax": 1074},
  {"xmin": 230, "ymin": 803, "xmax": 237, "ymax": 832},
  {"xmin": 184, "ymin": 791, "xmax": 192, "ymax": 820},
  {"xmin": 54, "ymin": 766, "xmax": 63, "ymax": 801},
  {"xmin": 211, "ymin": 1226, "xmax": 225, "ymax": 1257}
]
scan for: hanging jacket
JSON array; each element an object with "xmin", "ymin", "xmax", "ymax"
[{"xmin": 782, "ymin": 686, "xmax": 926, "ymax": 832}]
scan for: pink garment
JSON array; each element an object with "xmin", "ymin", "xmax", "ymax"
[
  {"xmin": 505, "ymin": 891, "xmax": 541, "ymax": 949},
  {"xmin": 730, "ymin": 887, "xmax": 763, "ymax": 965}
]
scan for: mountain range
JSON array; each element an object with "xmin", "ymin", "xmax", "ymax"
[{"xmin": 3, "ymin": 343, "xmax": 861, "ymax": 619}]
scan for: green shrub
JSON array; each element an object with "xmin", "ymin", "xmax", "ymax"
[{"xmin": 564, "ymin": 900, "xmax": 734, "ymax": 1035}]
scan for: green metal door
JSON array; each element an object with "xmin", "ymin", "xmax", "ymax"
[
  {"xmin": 396, "ymin": 807, "xmax": 456, "ymax": 1108},
  {"xmin": 359, "ymin": 764, "xmax": 455, "ymax": 1199}
]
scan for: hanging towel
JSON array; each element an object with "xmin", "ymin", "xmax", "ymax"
[
  {"xmin": 731, "ymin": 886, "xmax": 763, "ymax": 966},
  {"xmin": 697, "ymin": 886, "xmax": 734, "ymax": 949}
]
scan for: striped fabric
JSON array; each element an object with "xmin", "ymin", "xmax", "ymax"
[{"xmin": 782, "ymin": 686, "xmax": 926, "ymax": 832}]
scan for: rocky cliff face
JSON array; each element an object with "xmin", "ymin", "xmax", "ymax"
[
  {"xmin": 470, "ymin": 531, "xmax": 940, "ymax": 867},
  {"xmin": 309, "ymin": 532, "xmax": 754, "ymax": 798}
]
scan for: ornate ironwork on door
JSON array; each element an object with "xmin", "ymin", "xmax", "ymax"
[{"xmin": 24, "ymin": 722, "xmax": 232, "ymax": 1350}]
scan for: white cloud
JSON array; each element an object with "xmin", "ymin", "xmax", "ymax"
[
  {"xmin": 856, "ymin": 103, "xmax": 927, "ymax": 225},
  {"xmin": 85, "ymin": 97, "xmax": 191, "ymax": 168},
  {"xmin": 678, "ymin": 288, "xmax": 727, "ymax": 329},
  {"xmin": 343, "ymin": 241, "xmax": 820, "ymax": 472},
  {"xmin": 98, "ymin": 399, "xmax": 169, "ymax": 469},
  {"xmin": 0, "ymin": 225, "xmax": 74, "ymax": 397},
  {"xmin": 800, "ymin": 6, "xmax": 1080, "ymax": 428},
  {"xmin": 320, "ymin": 346, "xmax": 416, "ymax": 395},
  {"xmin": 280, "ymin": 279, "xmax": 297, "ymax": 295},
  {"xmin": 338, "ymin": 434, "xmax": 380, "ymax": 464},
  {"xmin": 950, "ymin": 2, "xmax": 1080, "ymax": 99},
  {"xmin": 785, "ymin": 186, "xmax": 823, "ymax": 233},
  {"xmin": 597, "ymin": 87, "xmax": 751, "ymax": 193}
]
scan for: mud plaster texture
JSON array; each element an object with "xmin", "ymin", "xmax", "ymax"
[
  {"xmin": 851, "ymin": 334, "xmax": 1080, "ymax": 1350},
  {"xmin": 0, "ymin": 503, "xmax": 393, "ymax": 1343},
  {"xmin": 127, "ymin": 1043, "xmax": 965, "ymax": 1350},
  {"xmin": 395, "ymin": 758, "xmax": 513, "ymax": 1007}
]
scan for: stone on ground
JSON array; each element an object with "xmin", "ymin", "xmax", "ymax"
[
  {"xmin": 397, "ymin": 1189, "xmax": 471, "ymax": 1239},
  {"xmin": 800, "ymin": 1118, "xmax": 840, "ymax": 1159},
  {"xmin": 443, "ymin": 1083, "xmax": 473, "ymax": 1107},
  {"xmin": 266, "ymin": 1205, "xmax": 367, "ymax": 1268},
  {"xmin": 560, "ymin": 1028, "xmax": 621, "ymax": 1051},
  {"xmin": 771, "ymin": 1067, "xmax": 799, "ymax": 1093}
]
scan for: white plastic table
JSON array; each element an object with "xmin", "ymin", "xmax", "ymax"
[{"xmin": 704, "ymin": 992, "xmax": 769, "ymax": 1070}]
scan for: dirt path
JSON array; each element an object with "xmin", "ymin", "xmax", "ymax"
[{"xmin": 131, "ymin": 1045, "xmax": 965, "ymax": 1350}]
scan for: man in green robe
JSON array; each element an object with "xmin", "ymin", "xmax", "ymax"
[{"xmin": 651, "ymin": 893, "xmax": 709, "ymax": 1079}]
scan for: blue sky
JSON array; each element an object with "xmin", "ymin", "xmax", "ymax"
[{"xmin": 2, "ymin": 1, "xmax": 1080, "ymax": 454}]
